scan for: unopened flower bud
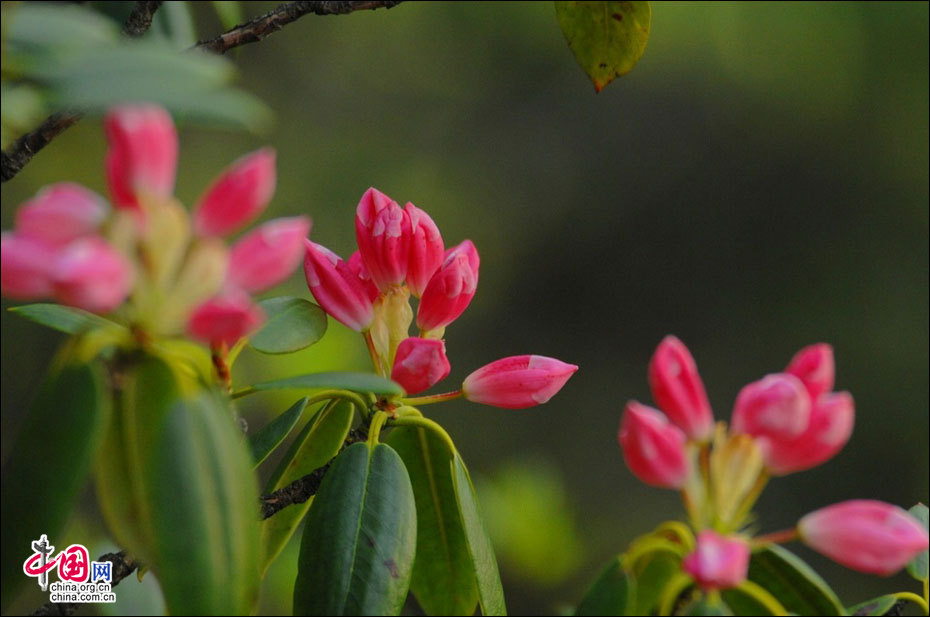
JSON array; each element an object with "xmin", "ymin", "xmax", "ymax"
[
  {"xmin": 16, "ymin": 183, "xmax": 108, "ymax": 246},
  {"xmin": 193, "ymin": 148, "xmax": 277, "ymax": 236},
  {"xmin": 463, "ymin": 354, "xmax": 577, "ymax": 409},
  {"xmin": 786, "ymin": 343, "xmax": 835, "ymax": 401},
  {"xmin": 682, "ymin": 531, "xmax": 750, "ymax": 590},
  {"xmin": 187, "ymin": 291, "xmax": 265, "ymax": 346},
  {"xmin": 618, "ymin": 401, "xmax": 689, "ymax": 488},
  {"xmin": 104, "ymin": 105, "xmax": 178, "ymax": 210},
  {"xmin": 52, "ymin": 237, "xmax": 134, "ymax": 313},
  {"xmin": 416, "ymin": 240, "xmax": 479, "ymax": 332},
  {"xmin": 405, "ymin": 202, "xmax": 444, "ymax": 297},
  {"xmin": 648, "ymin": 336, "xmax": 714, "ymax": 440},
  {"xmin": 731, "ymin": 373, "xmax": 811, "ymax": 441},
  {"xmin": 1, "ymin": 233, "xmax": 56, "ymax": 300},
  {"xmin": 391, "ymin": 337, "xmax": 451, "ymax": 394},
  {"xmin": 303, "ymin": 240, "xmax": 374, "ymax": 332},
  {"xmin": 227, "ymin": 216, "xmax": 311, "ymax": 293},
  {"xmin": 355, "ymin": 187, "xmax": 411, "ymax": 291}
]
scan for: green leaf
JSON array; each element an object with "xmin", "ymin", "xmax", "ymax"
[
  {"xmin": 386, "ymin": 427, "xmax": 479, "ymax": 616},
  {"xmin": 157, "ymin": 1, "xmax": 197, "ymax": 48},
  {"xmin": 721, "ymin": 588, "xmax": 777, "ymax": 616},
  {"xmin": 9, "ymin": 303, "xmax": 121, "ymax": 334},
  {"xmin": 747, "ymin": 545, "xmax": 845, "ymax": 616},
  {"xmin": 554, "ymin": 1, "xmax": 651, "ymax": 92},
  {"xmin": 907, "ymin": 503, "xmax": 929, "ymax": 581},
  {"xmin": 632, "ymin": 552, "xmax": 680, "ymax": 614},
  {"xmin": 1, "ymin": 362, "xmax": 110, "ymax": 609},
  {"xmin": 294, "ymin": 442, "xmax": 417, "ymax": 615},
  {"xmin": 250, "ymin": 297, "xmax": 328, "ymax": 355},
  {"xmin": 453, "ymin": 454, "xmax": 507, "ymax": 616},
  {"xmin": 846, "ymin": 595, "xmax": 898, "ymax": 616},
  {"xmin": 684, "ymin": 597, "xmax": 734, "ymax": 616},
  {"xmin": 574, "ymin": 557, "xmax": 631, "ymax": 616},
  {"xmin": 146, "ymin": 390, "xmax": 261, "ymax": 615},
  {"xmin": 249, "ymin": 397, "xmax": 309, "ymax": 466},
  {"xmin": 251, "ymin": 371, "xmax": 404, "ymax": 396},
  {"xmin": 212, "ymin": 1, "xmax": 244, "ymax": 30},
  {"xmin": 261, "ymin": 399, "xmax": 354, "ymax": 573}
]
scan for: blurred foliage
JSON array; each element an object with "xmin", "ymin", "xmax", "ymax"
[
  {"xmin": 0, "ymin": 1, "xmax": 269, "ymax": 148},
  {"xmin": 1, "ymin": 1, "xmax": 927, "ymax": 615}
]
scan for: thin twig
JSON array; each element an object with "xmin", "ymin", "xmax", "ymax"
[
  {"xmin": 0, "ymin": 0, "xmax": 404, "ymax": 184},
  {"xmin": 0, "ymin": 1, "xmax": 162, "ymax": 183},
  {"xmin": 31, "ymin": 551, "xmax": 138, "ymax": 617},
  {"xmin": 196, "ymin": 0, "xmax": 404, "ymax": 54}
]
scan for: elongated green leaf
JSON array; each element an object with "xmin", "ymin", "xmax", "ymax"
[
  {"xmin": 250, "ymin": 297, "xmax": 328, "ymax": 355},
  {"xmin": 555, "ymin": 1, "xmax": 651, "ymax": 92},
  {"xmin": 684, "ymin": 598, "xmax": 734, "ymax": 616},
  {"xmin": 249, "ymin": 397, "xmax": 309, "ymax": 466},
  {"xmin": 147, "ymin": 390, "xmax": 261, "ymax": 615},
  {"xmin": 453, "ymin": 454, "xmax": 507, "ymax": 616},
  {"xmin": 387, "ymin": 427, "xmax": 478, "ymax": 616},
  {"xmin": 9, "ymin": 303, "xmax": 121, "ymax": 334},
  {"xmin": 721, "ymin": 588, "xmax": 777, "ymax": 616},
  {"xmin": 747, "ymin": 545, "xmax": 845, "ymax": 616},
  {"xmin": 1, "ymin": 362, "xmax": 110, "ymax": 609},
  {"xmin": 251, "ymin": 371, "xmax": 404, "ymax": 396},
  {"xmin": 632, "ymin": 552, "xmax": 680, "ymax": 615},
  {"xmin": 907, "ymin": 503, "xmax": 928, "ymax": 581},
  {"xmin": 158, "ymin": 1, "xmax": 196, "ymax": 48},
  {"xmin": 847, "ymin": 595, "xmax": 898, "ymax": 616},
  {"xmin": 574, "ymin": 557, "xmax": 631, "ymax": 616},
  {"xmin": 261, "ymin": 399, "xmax": 354, "ymax": 573},
  {"xmin": 294, "ymin": 442, "xmax": 416, "ymax": 615}
]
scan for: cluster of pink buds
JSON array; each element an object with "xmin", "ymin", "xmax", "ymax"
[
  {"xmin": 1, "ymin": 104, "xmax": 309, "ymax": 349},
  {"xmin": 618, "ymin": 336, "xmax": 928, "ymax": 590},
  {"xmin": 303, "ymin": 188, "xmax": 577, "ymax": 407}
]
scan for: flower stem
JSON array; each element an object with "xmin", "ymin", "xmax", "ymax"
[
  {"xmin": 363, "ymin": 330, "xmax": 385, "ymax": 376},
  {"xmin": 367, "ymin": 411, "xmax": 389, "ymax": 447},
  {"xmin": 389, "ymin": 415, "xmax": 457, "ymax": 454},
  {"xmin": 736, "ymin": 580, "xmax": 789, "ymax": 615},
  {"xmin": 891, "ymin": 591, "xmax": 930, "ymax": 615},
  {"xmin": 658, "ymin": 571, "xmax": 694, "ymax": 616},
  {"xmin": 752, "ymin": 528, "xmax": 799, "ymax": 547},
  {"xmin": 401, "ymin": 390, "xmax": 463, "ymax": 406}
]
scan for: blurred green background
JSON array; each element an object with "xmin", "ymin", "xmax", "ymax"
[{"xmin": 1, "ymin": 2, "xmax": 927, "ymax": 615}]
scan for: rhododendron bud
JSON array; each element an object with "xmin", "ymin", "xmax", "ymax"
[
  {"xmin": 405, "ymin": 202, "xmax": 444, "ymax": 297},
  {"xmin": 227, "ymin": 216, "xmax": 310, "ymax": 293},
  {"xmin": 617, "ymin": 401, "xmax": 689, "ymax": 488},
  {"xmin": 104, "ymin": 105, "xmax": 177, "ymax": 210},
  {"xmin": 648, "ymin": 336, "xmax": 714, "ymax": 440},
  {"xmin": 303, "ymin": 240, "xmax": 374, "ymax": 332},
  {"xmin": 463, "ymin": 355, "xmax": 577, "ymax": 409},
  {"xmin": 757, "ymin": 391, "xmax": 854, "ymax": 475},
  {"xmin": 187, "ymin": 291, "xmax": 265, "ymax": 346},
  {"xmin": 193, "ymin": 148, "xmax": 276, "ymax": 236},
  {"xmin": 51, "ymin": 238, "xmax": 133, "ymax": 313},
  {"xmin": 15, "ymin": 183, "xmax": 108, "ymax": 246},
  {"xmin": 731, "ymin": 373, "xmax": 811, "ymax": 441},
  {"xmin": 355, "ymin": 187, "xmax": 411, "ymax": 291},
  {"xmin": 682, "ymin": 531, "xmax": 750, "ymax": 590},
  {"xmin": 786, "ymin": 343, "xmax": 835, "ymax": 401},
  {"xmin": 417, "ymin": 240, "xmax": 480, "ymax": 332},
  {"xmin": 1, "ymin": 233, "xmax": 56, "ymax": 299},
  {"xmin": 799, "ymin": 500, "xmax": 929, "ymax": 576},
  {"xmin": 348, "ymin": 251, "xmax": 380, "ymax": 303},
  {"xmin": 391, "ymin": 337, "xmax": 451, "ymax": 395}
]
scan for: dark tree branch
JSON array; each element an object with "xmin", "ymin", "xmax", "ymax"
[
  {"xmin": 0, "ymin": 1, "xmax": 162, "ymax": 183},
  {"xmin": 259, "ymin": 428, "xmax": 366, "ymax": 519},
  {"xmin": 31, "ymin": 551, "xmax": 138, "ymax": 617},
  {"xmin": 196, "ymin": 0, "xmax": 404, "ymax": 54},
  {"xmin": 1, "ymin": 0, "xmax": 404, "ymax": 184}
]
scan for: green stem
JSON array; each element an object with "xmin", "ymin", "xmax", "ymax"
[
  {"xmin": 230, "ymin": 386, "xmax": 369, "ymax": 414},
  {"xmin": 363, "ymin": 330, "xmax": 385, "ymax": 377},
  {"xmin": 658, "ymin": 571, "xmax": 694, "ymax": 616},
  {"xmin": 729, "ymin": 469, "xmax": 769, "ymax": 531},
  {"xmin": 401, "ymin": 390, "xmax": 463, "ymax": 406},
  {"xmin": 623, "ymin": 537, "xmax": 687, "ymax": 570},
  {"xmin": 891, "ymin": 591, "xmax": 930, "ymax": 615},
  {"xmin": 367, "ymin": 411, "xmax": 389, "ymax": 447},
  {"xmin": 389, "ymin": 415, "xmax": 457, "ymax": 454},
  {"xmin": 393, "ymin": 405, "xmax": 423, "ymax": 418},
  {"xmin": 736, "ymin": 580, "xmax": 788, "ymax": 615},
  {"xmin": 751, "ymin": 528, "xmax": 799, "ymax": 548},
  {"xmin": 655, "ymin": 520, "xmax": 696, "ymax": 552}
]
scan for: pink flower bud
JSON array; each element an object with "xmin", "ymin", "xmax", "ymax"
[
  {"xmin": 391, "ymin": 337, "xmax": 451, "ymax": 395},
  {"xmin": 648, "ymin": 336, "xmax": 714, "ymax": 440},
  {"xmin": 405, "ymin": 202, "xmax": 444, "ymax": 297},
  {"xmin": 416, "ymin": 240, "xmax": 480, "ymax": 332},
  {"xmin": 799, "ymin": 500, "xmax": 929, "ymax": 576},
  {"xmin": 731, "ymin": 373, "xmax": 811, "ymax": 441},
  {"xmin": 1, "ymin": 233, "xmax": 56, "ymax": 300},
  {"xmin": 617, "ymin": 401, "xmax": 689, "ymax": 488},
  {"xmin": 193, "ymin": 148, "xmax": 277, "ymax": 236},
  {"xmin": 463, "ymin": 355, "xmax": 578, "ymax": 409},
  {"xmin": 104, "ymin": 105, "xmax": 178, "ymax": 210},
  {"xmin": 348, "ymin": 251, "xmax": 380, "ymax": 303},
  {"xmin": 226, "ymin": 216, "xmax": 311, "ymax": 293},
  {"xmin": 187, "ymin": 291, "xmax": 265, "ymax": 346},
  {"xmin": 355, "ymin": 188, "xmax": 411, "ymax": 291},
  {"xmin": 756, "ymin": 391, "xmax": 854, "ymax": 475},
  {"xmin": 786, "ymin": 343, "xmax": 835, "ymax": 401},
  {"xmin": 303, "ymin": 240, "xmax": 374, "ymax": 332},
  {"xmin": 15, "ymin": 183, "xmax": 108, "ymax": 247},
  {"xmin": 682, "ymin": 531, "xmax": 750, "ymax": 590},
  {"xmin": 51, "ymin": 238, "xmax": 134, "ymax": 313}
]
